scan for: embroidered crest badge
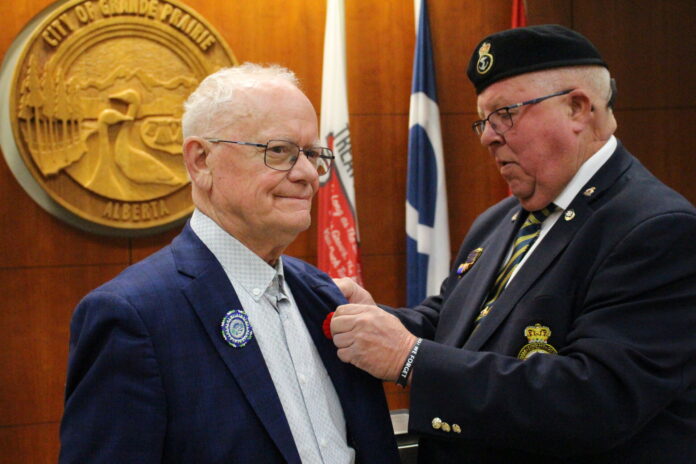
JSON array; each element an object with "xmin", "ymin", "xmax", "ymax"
[
  {"xmin": 517, "ymin": 323, "xmax": 558, "ymax": 360},
  {"xmin": 476, "ymin": 42, "xmax": 494, "ymax": 75},
  {"xmin": 221, "ymin": 309, "xmax": 253, "ymax": 348}
]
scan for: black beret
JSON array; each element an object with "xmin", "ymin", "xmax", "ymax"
[{"xmin": 466, "ymin": 24, "xmax": 608, "ymax": 94}]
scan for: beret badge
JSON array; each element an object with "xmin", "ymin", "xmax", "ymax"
[{"xmin": 476, "ymin": 42, "xmax": 494, "ymax": 75}]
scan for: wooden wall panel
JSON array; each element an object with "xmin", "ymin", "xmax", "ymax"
[
  {"xmin": 345, "ymin": 1, "xmax": 413, "ymax": 115},
  {"xmin": 616, "ymin": 109, "xmax": 696, "ymax": 202},
  {"xmin": 351, "ymin": 114, "xmax": 409, "ymax": 257},
  {"xmin": 0, "ymin": 168, "xmax": 130, "ymax": 268},
  {"xmin": 0, "ymin": 266, "xmax": 124, "ymax": 425},
  {"xmin": 526, "ymin": 0, "xmax": 572, "ymax": 27},
  {"xmin": 572, "ymin": 0, "xmax": 696, "ymax": 109},
  {"xmin": 190, "ymin": 1, "xmax": 327, "ymax": 108},
  {"xmin": 1, "ymin": 0, "xmax": 695, "ymax": 461},
  {"xmin": 0, "ymin": 423, "xmax": 60, "ymax": 464},
  {"xmin": 431, "ymin": 0, "xmax": 515, "ymax": 114}
]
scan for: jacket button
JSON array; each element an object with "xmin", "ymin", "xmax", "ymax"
[
  {"xmin": 441, "ymin": 422, "xmax": 451, "ymax": 433},
  {"xmin": 452, "ymin": 424, "xmax": 461, "ymax": 433},
  {"xmin": 431, "ymin": 417, "xmax": 442, "ymax": 430}
]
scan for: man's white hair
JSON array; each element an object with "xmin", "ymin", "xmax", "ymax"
[
  {"xmin": 182, "ymin": 63, "xmax": 300, "ymax": 138},
  {"xmin": 529, "ymin": 65, "xmax": 613, "ymax": 109}
]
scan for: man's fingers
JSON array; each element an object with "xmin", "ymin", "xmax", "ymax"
[
  {"xmin": 336, "ymin": 347, "xmax": 352, "ymax": 364},
  {"xmin": 332, "ymin": 277, "xmax": 376, "ymax": 305},
  {"xmin": 332, "ymin": 277, "xmax": 355, "ymax": 299},
  {"xmin": 331, "ymin": 304, "xmax": 379, "ymax": 336},
  {"xmin": 332, "ymin": 331, "xmax": 353, "ymax": 349},
  {"xmin": 334, "ymin": 303, "xmax": 374, "ymax": 316}
]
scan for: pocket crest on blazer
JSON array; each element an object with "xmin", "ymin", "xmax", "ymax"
[{"xmin": 517, "ymin": 323, "xmax": 557, "ymax": 359}]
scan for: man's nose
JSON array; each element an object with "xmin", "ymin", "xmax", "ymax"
[
  {"xmin": 478, "ymin": 122, "xmax": 504, "ymax": 147},
  {"xmin": 288, "ymin": 151, "xmax": 319, "ymax": 181}
]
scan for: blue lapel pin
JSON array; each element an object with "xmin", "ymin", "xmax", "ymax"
[{"xmin": 221, "ymin": 309, "xmax": 253, "ymax": 348}]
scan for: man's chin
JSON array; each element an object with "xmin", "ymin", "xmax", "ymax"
[
  {"xmin": 509, "ymin": 187, "xmax": 539, "ymax": 210},
  {"xmin": 279, "ymin": 213, "xmax": 312, "ymax": 235}
]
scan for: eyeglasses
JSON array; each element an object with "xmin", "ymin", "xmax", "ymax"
[
  {"xmin": 205, "ymin": 138, "xmax": 334, "ymax": 175},
  {"xmin": 472, "ymin": 89, "xmax": 573, "ymax": 136}
]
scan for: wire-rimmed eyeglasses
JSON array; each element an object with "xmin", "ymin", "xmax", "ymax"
[
  {"xmin": 471, "ymin": 89, "xmax": 573, "ymax": 136},
  {"xmin": 205, "ymin": 138, "xmax": 334, "ymax": 175}
]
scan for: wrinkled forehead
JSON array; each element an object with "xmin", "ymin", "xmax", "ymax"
[{"xmin": 216, "ymin": 82, "xmax": 318, "ymax": 141}]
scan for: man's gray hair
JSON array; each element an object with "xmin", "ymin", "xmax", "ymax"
[
  {"xmin": 182, "ymin": 63, "xmax": 300, "ymax": 138},
  {"xmin": 529, "ymin": 65, "xmax": 613, "ymax": 110}
]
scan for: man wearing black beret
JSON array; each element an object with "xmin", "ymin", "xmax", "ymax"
[{"xmin": 329, "ymin": 24, "xmax": 696, "ymax": 462}]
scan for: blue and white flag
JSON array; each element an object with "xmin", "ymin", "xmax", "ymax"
[{"xmin": 406, "ymin": 0, "xmax": 450, "ymax": 306}]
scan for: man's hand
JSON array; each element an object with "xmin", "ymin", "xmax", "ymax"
[
  {"xmin": 332, "ymin": 278, "xmax": 377, "ymax": 305},
  {"xmin": 330, "ymin": 304, "xmax": 417, "ymax": 381}
]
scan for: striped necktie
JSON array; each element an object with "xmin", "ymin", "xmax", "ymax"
[{"xmin": 475, "ymin": 205, "xmax": 556, "ymax": 323}]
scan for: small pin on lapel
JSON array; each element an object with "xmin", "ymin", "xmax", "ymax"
[
  {"xmin": 511, "ymin": 212, "xmax": 519, "ymax": 222},
  {"xmin": 221, "ymin": 309, "xmax": 253, "ymax": 348},
  {"xmin": 583, "ymin": 186, "xmax": 596, "ymax": 197},
  {"xmin": 457, "ymin": 247, "xmax": 483, "ymax": 278},
  {"xmin": 564, "ymin": 209, "xmax": 576, "ymax": 221}
]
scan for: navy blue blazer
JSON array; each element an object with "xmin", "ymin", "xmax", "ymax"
[
  {"xmin": 390, "ymin": 143, "xmax": 696, "ymax": 463},
  {"xmin": 60, "ymin": 225, "xmax": 399, "ymax": 463}
]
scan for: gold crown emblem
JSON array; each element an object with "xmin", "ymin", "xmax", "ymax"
[
  {"xmin": 479, "ymin": 42, "xmax": 491, "ymax": 56},
  {"xmin": 524, "ymin": 323, "xmax": 552, "ymax": 343},
  {"xmin": 518, "ymin": 323, "xmax": 557, "ymax": 360}
]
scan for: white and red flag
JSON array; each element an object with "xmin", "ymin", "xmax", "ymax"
[{"xmin": 317, "ymin": 0, "xmax": 363, "ymax": 284}]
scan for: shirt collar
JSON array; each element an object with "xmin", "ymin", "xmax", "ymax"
[
  {"xmin": 190, "ymin": 209, "xmax": 283, "ymax": 301},
  {"xmin": 552, "ymin": 135, "xmax": 617, "ymax": 210}
]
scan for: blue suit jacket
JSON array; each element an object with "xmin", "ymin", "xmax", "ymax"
[
  {"xmin": 60, "ymin": 225, "xmax": 400, "ymax": 463},
  {"xmin": 390, "ymin": 143, "xmax": 696, "ymax": 463}
]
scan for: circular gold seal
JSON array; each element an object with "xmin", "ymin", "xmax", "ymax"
[{"xmin": 1, "ymin": 0, "xmax": 236, "ymax": 235}]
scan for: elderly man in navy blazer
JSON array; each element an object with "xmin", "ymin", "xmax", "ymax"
[
  {"xmin": 59, "ymin": 63, "xmax": 400, "ymax": 464},
  {"xmin": 330, "ymin": 25, "xmax": 696, "ymax": 462}
]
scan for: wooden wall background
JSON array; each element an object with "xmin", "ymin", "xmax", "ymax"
[{"xmin": 1, "ymin": 0, "xmax": 694, "ymax": 461}]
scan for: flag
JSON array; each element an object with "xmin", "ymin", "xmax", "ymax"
[
  {"xmin": 406, "ymin": 0, "xmax": 450, "ymax": 306},
  {"xmin": 512, "ymin": 0, "xmax": 527, "ymax": 27},
  {"xmin": 317, "ymin": 0, "xmax": 363, "ymax": 284}
]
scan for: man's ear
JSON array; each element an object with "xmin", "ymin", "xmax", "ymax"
[
  {"xmin": 182, "ymin": 137, "xmax": 212, "ymax": 190},
  {"xmin": 568, "ymin": 90, "xmax": 593, "ymax": 131}
]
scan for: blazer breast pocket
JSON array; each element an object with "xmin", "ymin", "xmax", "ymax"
[{"xmin": 501, "ymin": 294, "xmax": 573, "ymax": 357}]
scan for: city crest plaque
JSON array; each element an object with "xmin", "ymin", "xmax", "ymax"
[{"xmin": 0, "ymin": 0, "xmax": 237, "ymax": 235}]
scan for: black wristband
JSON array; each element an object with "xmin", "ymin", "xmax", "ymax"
[{"xmin": 396, "ymin": 338, "xmax": 422, "ymax": 388}]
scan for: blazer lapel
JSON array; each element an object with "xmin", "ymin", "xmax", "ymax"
[
  {"xmin": 464, "ymin": 201, "xmax": 590, "ymax": 351},
  {"xmin": 172, "ymin": 226, "xmax": 301, "ymax": 464},
  {"xmin": 463, "ymin": 145, "xmax": 631, "ymax": 351},
  {"xmin": 441, "ymin": 206, "xmax": 523, "ymax": 347}
]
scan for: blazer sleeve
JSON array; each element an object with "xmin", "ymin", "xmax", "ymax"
[
  {"xmin": 382, "ymin": 288, "xmax": 445, "ymax": 339},
  {"xmin": 59, "ymin": 290, "xmax": 167, "ymax": 464},
  {"xmin": 384, "ymin": 199, "xmax": 517, "ymax": 339},
  {"xmin": 407, "ymin": 210, "xmax": 696, "ymax": 456}
]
